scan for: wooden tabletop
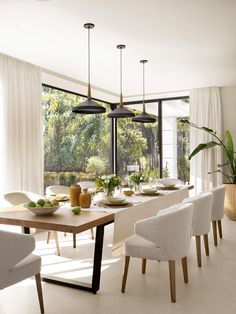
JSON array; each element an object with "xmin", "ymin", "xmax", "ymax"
[{"xmin": 0, "ymin": 205, "xmax": 114, "ymax": 233}]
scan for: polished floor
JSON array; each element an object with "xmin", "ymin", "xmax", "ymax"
[{"xmin": 0, "ymin": 216, "xmax": 236, "ymax": 314}]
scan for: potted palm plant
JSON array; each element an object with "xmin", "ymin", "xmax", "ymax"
[{"xmin": 181, "ymin": 119, "xmax": 236, "ymax": 220}]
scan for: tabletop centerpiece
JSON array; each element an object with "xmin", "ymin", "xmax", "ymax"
[
  {"xmin": 129, "ymin": 172, "xmax": 147, "ymax": 192},
  {"xmin": 96, "ymin": 174, "xmax": 121, "ymax": 198}
]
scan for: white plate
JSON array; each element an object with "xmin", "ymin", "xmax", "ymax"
[{"xmin": 102, "ymin": 199, "xmax": 130, "ymax": 206}]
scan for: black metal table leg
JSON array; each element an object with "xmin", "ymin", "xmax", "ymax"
[
  {"xmin": 41, "ymin": 220, "xmax": 113, "ymax": 293},
  {"xmin": 22, "ymin": 227, "xmax": 30, "ymax": 234},
  {"xmin": 91, "ymin": 224, "xmax": 104, "ymax": 293}
]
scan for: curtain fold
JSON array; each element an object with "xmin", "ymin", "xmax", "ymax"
[
  {"xmin": 0, "ymin": 53, "xmax": 43, "ymax": 195},
  {"xmin": 190, "ymin": 87, "xmax": 222, "ymax": 194}
]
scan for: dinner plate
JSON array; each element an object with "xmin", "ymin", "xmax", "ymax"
[
  {"xmin": 52, "ymin": 194, "xmax": 69, "ymax": 201},
  {"xmin": 102, "ymin": 199, "xmax": 130, "ymax": 206}
]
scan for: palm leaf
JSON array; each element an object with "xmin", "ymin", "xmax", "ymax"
[
  {"xmin": 201, "ymin": 126, "xmax": 215, "ymax": 134},
  {"xmin": 225, "ymin": 130, "xmax": 234, "ymax": 162},
  {"xmin": 189, "ymin": 141, "xmax": 220, "ymax": 160}
]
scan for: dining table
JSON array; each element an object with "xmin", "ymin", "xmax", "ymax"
[{"xmin": 0, "ymin": 186, "xmax": 189, "ymax": 293}]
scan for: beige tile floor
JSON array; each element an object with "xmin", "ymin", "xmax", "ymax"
[{"xmin": 0, "ymin": 216, "xmax": 236, "ymax": 314}]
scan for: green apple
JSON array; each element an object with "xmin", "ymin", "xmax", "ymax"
[{"xmin": 72, "ymin": 206, "xmax": 81, "ymax": 215}]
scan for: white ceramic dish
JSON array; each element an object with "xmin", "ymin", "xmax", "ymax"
[
  {"xmin": 102, "ymin": 199, "xmax": 129, "ymax": 206},
  {"xmin": 107, "ymin": 197, "xmax": 126, "ymax": 204},
  {"xmin": 24, "ymin": 204, "xmax": 60, "ymax": 216},
  {"xmin": 142, "ymin": 188, "xmax": 158, "ymax": 194},
  {"xmin": 52, "ymin": 194, "xmax": 69, "ymax": 201}
]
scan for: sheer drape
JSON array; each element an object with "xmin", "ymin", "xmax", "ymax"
[
  {"xmin": 190, "ymin": 87, "xmax": 222, "ymax": 193},
  {"xmin": 0, "ymin": 53, "xmax": 43, "ymax": 195}
]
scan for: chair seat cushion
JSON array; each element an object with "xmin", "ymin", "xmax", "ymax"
[
  {"xmin": 5, "ymin": 254, "xmax": 41, "ymax": 288},
  {"xmin": 124, "ymin": 235, "xmax": 165, "ymax": 260}
]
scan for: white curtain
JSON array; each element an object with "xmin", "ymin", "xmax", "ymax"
[
  {"xmin": 190, "ymin": 87, "xmax": 222, "ymax": 194},
  {"xmin": 0, "ymin": 53, "xmax": 43, "ymax": 195}
]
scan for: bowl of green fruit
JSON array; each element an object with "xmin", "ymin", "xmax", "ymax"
[{"xmin": 24, "ymin": 198, "xmax": 60, "ymax": 216}]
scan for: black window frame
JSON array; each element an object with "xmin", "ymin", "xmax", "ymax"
[{"xmin": 42, "ymin": 83, "xmax": 189, "ymax": 178}]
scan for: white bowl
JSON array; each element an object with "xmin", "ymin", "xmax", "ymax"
[
  {"xmin": 107, "ymin": 197, "xmax": 126, "ymax": 204},
  {"xmin": 158, "ymin": 178, "xmax": 179, "ymax": 186},
  {"xmin": 24, "ymin": 204, "xmax": 60, "ymax": 216},
  {"xmin": 142, "ymin": 188, "xmax": 158, "ymax": 194}
]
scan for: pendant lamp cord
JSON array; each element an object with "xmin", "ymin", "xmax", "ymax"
[
  {"xmin": 120, "ymin": 47, "xmax": 123, "ymax": 104},
  {"xmin": 143, "ymin": 61, "xmax": 145, "ymax": 103},
  {"xmin": 88, "ymin": 27, "xmax": 91, "ymax": 89}
]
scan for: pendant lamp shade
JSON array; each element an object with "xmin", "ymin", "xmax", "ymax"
[
  {"xmin": 108, "ymin": 45, "xmax": 135, "ymax": 118},
  {"xmin": 72, "ymin": 23, "xmax": 106, "ymax": 114},
  {"xmin": 132, "ymin": 60, "xmax": 156, "ymax": 123}
]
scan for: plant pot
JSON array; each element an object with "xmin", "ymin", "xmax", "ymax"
[{"xmin": 224, "ymin": 183, "xmax": 236, "ymax": 220}]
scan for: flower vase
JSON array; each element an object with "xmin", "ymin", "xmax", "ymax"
[
  {"xmin": 134, "ymin": 183, "xmax": 141, "ymax": 193},
  {"xmin": 104, "ymin": 188, "xmax": 114, "ymax": 199}
]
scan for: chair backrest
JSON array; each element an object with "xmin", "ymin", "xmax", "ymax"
[
  {"xmin": 208, "ymin": 186, "xmax": 225, "ymax": 221},
  {"xmin": 135, "ymin": 203, "xmax": 193, "ymax": 260},
  {"xmin": 183, "ymin": 192, "xmax": 213, "ymax": 236},
  {"xmin": 78, "ymin": 181, "xmax": 95, "ymax": 190},
  {"xmin": 4, "ymin": 191, "xmax": 42, "ymax": 206},
  {"xmin": 45, "ymin": 185, "xmax": 70, "ymax": 197},
  {"xmin": 157, "ymin": 178, "xmax": 183, "ymax": 185},
  {"xmin": 0, "ymin": 230, "xmax": 35, "ymax": 289}
]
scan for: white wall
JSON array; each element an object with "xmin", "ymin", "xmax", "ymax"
[{"xmin": 221, "ymin": 86, "xmax": 236, "ymax": 138}]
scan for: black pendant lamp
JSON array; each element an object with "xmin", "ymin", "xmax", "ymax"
[
  {"xmin": 108, "ymin": 45, "xmax": 135, "ymax": 118},
  {"xmin": 132, "ymin": 60, "xmax": 156, "ymax": 123},
  {"xmin": 72, "ymin": 23, "xmax": 106, "ymax": 114}
]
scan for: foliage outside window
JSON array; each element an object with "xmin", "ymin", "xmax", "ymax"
[
  {"xmin": 117, "ymin": 115, "xmax": 159, "ymax": 181},
  {"xmin": 42, "ymin": 86, "xmax": 111, "ymax": 189}
]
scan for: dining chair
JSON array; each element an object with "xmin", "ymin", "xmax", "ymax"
[
  {"xmin": 121, "ymin": 203, "xmax": 193, "ymax": 303},
  {"xmin": 45, "ymin": 185, "xmax": 94, "ymax": 247},
  {"xmin": 3, "ymin": 191, "xmax": 60, "ymax": 256},
  {"xmin": 183, "ymin": 192, "xmax": 213, "ymax": 267},
  {"xmin": 207, "ymin": 186, "xmax": 225, "ymax": 246},
  {"xmin": 0, "ymin": 230, "xmax": 44, "ymax": 313}
]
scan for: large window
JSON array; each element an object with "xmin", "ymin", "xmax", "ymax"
[
  {"xmin": 42, "ymin": 86, "xmax": 189, "ymax": 188},
  {"xmin": 42, "ymin": 86, "xmax": 111, "ymax": 189},
  {"xmin": 117, "ymin": 104, "xmax": 159, "ymax": 181},
  {"xmin": 162, "ymin": 99, "xmax": 190, "ymax": 183}
]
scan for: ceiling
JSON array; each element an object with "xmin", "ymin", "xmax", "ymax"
[{"xmin": 0, "ymin": 0, "xmax": 236, "ymax": 103}]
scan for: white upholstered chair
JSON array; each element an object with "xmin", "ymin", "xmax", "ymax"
[
  {"xmin": 45, "ymin": 185, "xmax": 70, "ymax": 197},
  {"xmin": 208, "ymin": 186, "xmax": 225, "ymax": 246},
  {"xmin": 157, "ymin": 178, "xmax": 183, "ymax": 185},
  {"xmin": 121, "ymin": 203, "xmax": 193, "ymax": 303},
  {"xmin": 78, "ymin": 181, "xmax": 96, "ymax": 190},
  {"xmin": 0, "ymin": 230, "xmax": 44, "ymax": 313},
  {"xmin": 183, "ymin": 192, "xmax": 213, "ymax": 267},
  {"xmin": 3, "ymin": 191, "xmax": 60, "ymax": 256}
]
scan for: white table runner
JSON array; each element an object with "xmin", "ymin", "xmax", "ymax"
[{"xmin": 63, "ymin": 187, "xmax": 189, "ymax": 254}]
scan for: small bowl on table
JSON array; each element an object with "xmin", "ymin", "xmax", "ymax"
[
  {"xmin": 142, "ymin": 188, "xmax": 158, "ymax": 195},
  {"xmin": 107, "ymin": 197, "xmax": 126, "ymax": 204},
  {"xmin": 123, "ymin": 190, "xmax": 134, "ymax": 197},
  {"xmin": 24, "ymin": 204, "xmax": 60, "ymax": 216}
]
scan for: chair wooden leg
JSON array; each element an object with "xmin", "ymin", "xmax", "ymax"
[
  {"xmin": 73, "ymin": 233, "xmax": 76, "ymax": 248},
  {"xmin": 142, "ymin": 258, "xmax": 146, "ymax": 274},
  {"xmin": 90, "ymin": 228, "xmax": 94, "ymax": 240},
  {"xmin": 212, "ymin": 221, "xmax": 218, "ymax": 246},
  {"xmin": 64, "ymin": 232, "xmax": 67, "ymax": 237},
  {"xmin": 217, "ymin": 220, "xmax": 222, "ymax": 239},
  {"xmin": 168, "ymin": 261, "xmax": 176, "ymax": 303},
  {"xmin": 121, "ymin": 256, "xmax": 130, "ymax": 293},
  {"xmin": 181, "ymin": 256, "xmax": 188, "ymax": 283},
  {"xmin": 203, "ymin": 234, "xmax": 209, "ymax": 256},
  {"xmin": 195, "ymin": 236, "xmax": 201, "ymax": 267},
  {"xmin": 46, "ymin": 231, "xmax": 51, "ymax": 244},
  {"xmin": 53, "ymin": 231, "xmax": 60, "ymax": 256},
  {"xmin": 35, "ymin": 273, "xmax": 44, "ymax": 314}
]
